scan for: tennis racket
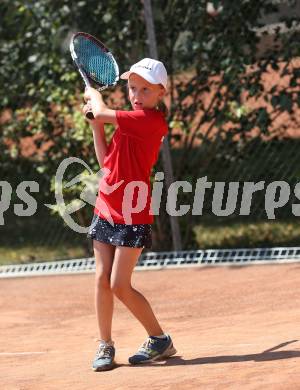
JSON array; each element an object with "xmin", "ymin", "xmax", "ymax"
[{"xmin": 69, "ymin": 32, "xmax": 119, "ymax": 119}]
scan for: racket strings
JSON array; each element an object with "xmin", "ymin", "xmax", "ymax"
[{"xmin": 73, "ymin": 36, "xmax": 118, "ymax": 86}]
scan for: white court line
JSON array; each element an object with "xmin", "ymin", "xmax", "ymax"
[
  {"xmin": 0, "ymin": 351, "xmax": 49, "ymax": 356},
  {"xmin": 0, "ymin": 344, "xmax": 256, "ymax": 356}
]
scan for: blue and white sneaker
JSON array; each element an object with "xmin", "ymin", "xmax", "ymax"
[
  {"xmin": 92, "ymin": 341, "xmax": 115, "ymax": 371},
  {"xmin": 128, "ymin": 334, "xmax": 177, "ymax": 364}
]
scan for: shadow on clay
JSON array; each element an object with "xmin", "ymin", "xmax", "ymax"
[{"xmin": 119, "ymin": 339, "xmax": 300, "ymax": 367}]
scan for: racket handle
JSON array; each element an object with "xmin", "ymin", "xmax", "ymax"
[{"xmin": 86, "ymin": 110, "xmax": 95, "ymax": 120}]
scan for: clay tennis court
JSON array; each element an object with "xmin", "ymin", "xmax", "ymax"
[{"xmin": 1, "ymin": 263, "xmax": 300, "ymax": 389}]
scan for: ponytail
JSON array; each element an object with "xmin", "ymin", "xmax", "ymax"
[{"xmin": 157, "ymin": 100, "xmax": 169, "ymax": 118}]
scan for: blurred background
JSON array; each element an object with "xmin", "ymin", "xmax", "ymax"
[{"xmin": 1, "ymin": 0, "xmax": 300, "ymax": 265}]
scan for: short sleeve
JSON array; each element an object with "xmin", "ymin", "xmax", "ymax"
[{"xmin": 116, "ymin": 109, "xmax": 167, "ymax": 141}]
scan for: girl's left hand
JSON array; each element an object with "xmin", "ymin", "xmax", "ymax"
[{"xmin": 82, "ymin": 102, "xmax": 94, "ymax": 120}]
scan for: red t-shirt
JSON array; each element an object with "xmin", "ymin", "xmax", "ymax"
[{"xmin": 94, "ymin": 109, "xmax": 168, "ymax": 224}]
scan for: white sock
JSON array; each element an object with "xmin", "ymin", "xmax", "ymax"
[
  {"xmin": 99, "ymin": 339, "xmax": 114, "ymax": 347},
  {"xmin": 152, "ymin": 333, "xmax": 168, "ymax": 339}
]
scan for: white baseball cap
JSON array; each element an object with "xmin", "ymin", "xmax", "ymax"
[{"xmin": 120, "ymin": 58, "xmax": 168, "ymax": 90}]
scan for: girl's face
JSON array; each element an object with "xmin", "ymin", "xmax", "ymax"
[{"xmin": 128, "ymin": 73, "xmax": 165, "ymax": 110}]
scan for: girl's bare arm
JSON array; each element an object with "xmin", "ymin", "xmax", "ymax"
[
  {"xmin": 83, "ymin": 103, "xmax": 108, "ymax": 167},
  {"xmin": 90, "ymin": 120, "xmax": 108, "ymax": 168}
]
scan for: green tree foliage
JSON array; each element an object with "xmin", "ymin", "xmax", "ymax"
[
  {"xmin": 152, "ymin": 0, "xmax": 300, "ymax": 248},
  {"xmin": 0, "ymin": 0, "xmax": 146, "ymax": 229},
  {"xmin": 1, "ymin": 0, "xmax": 300, "ymax": 252},
  {"xmin": 0, "ymin": 0, "xmax": 145, "ymax": 109}
]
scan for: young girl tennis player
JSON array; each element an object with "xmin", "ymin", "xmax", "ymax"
[{"xmin": 83, "ymin": 58, "xmax": 177, "ymax": 371}]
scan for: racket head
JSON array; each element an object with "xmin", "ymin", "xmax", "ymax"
[{"xmin": 70, "ymin": 32, "xmax": 119, "ymax": 89}]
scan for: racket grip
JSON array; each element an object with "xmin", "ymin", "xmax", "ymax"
[{"xmin": 86, "ymin": 110, "xmax": 95, "ymax": 120}]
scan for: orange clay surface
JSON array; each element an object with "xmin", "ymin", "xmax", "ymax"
[{"xmin": 1, "ymin": 263, "xmax": 300, "ymax": 390}]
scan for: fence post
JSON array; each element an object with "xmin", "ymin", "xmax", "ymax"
[{"xmin": 143, "ymin": 0, "xmax": 182, "ymax": 251}]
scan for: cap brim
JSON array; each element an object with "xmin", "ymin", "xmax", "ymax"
[
  {"xmin": 120, "ymin": 71, "xmax": 131, "ymax": 80},
  {"xmin": 120, "ymin": 69, "xmax": 164, "ymax": 88}
]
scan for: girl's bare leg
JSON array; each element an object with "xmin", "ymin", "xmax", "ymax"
[
  {"xmin": 93, "ymin": 240, "xmax": 116, "ymax": 342},
  {"xmin": 110, "ymin": 246, "xmax": 164, "ymax": 336}
]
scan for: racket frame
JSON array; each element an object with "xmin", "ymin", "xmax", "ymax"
[{"xmin": 69, "ymin": 32, "xmax": 119, "ymax": 119}]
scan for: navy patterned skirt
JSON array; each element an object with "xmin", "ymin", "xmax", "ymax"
[{"xmin": 87, "ymin": 214, "xmax": 152, "ymax": 248}]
